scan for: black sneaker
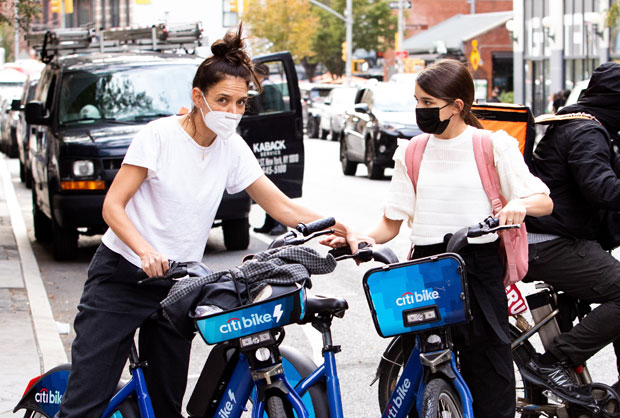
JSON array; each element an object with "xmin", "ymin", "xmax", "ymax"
[
  {"xmin": 526, "ymin": 355, "xmax": 583, "ymax": 394},
  {"xmin": 268, "ymin": 224, "xmax": 287, "ymax": 236}
]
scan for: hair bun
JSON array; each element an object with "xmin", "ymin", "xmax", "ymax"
[{"xmin": 210, "ymin": 24, "xmax": 251, "ymax": 67}]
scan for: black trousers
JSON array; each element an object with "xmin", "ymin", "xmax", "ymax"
[
  {"xmin": 410, "ymin": 241, "xmax": 516, "ymax": 418},
  {"xmin": 527, "ymin": 237, "xmax": 620, "ymax": 375},
  {"xmin": 59, "ymin": 244, "xmax": 192, "ymax": 418}
]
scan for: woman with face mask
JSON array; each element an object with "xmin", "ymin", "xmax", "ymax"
[
  {"xmin": 58, "ymin": 25, "xmax": 366, "ymax": 418},
  {"xmin": 324, "ymin": 59, "xmax": 553, "ymax": 418}
]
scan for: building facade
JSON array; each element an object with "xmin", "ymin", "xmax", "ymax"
[{"xmin": 512, "ymin": 0, "xmax": 613, "ymax": 115}]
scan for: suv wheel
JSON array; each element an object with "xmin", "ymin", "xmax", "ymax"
[
  {"xmin": 340, "ymin": 137, "xmax": 357, "ymax": 176},
  {"xmin": 307, "ymin": 117, "xmax": 319, "ymax": 138},
  {"xmin": 52, "ymin": 219, "xmax": 78, "ymax": 260},
  {"xmin": 222, "ymin": 218, "xmax": 250, "ymax": 251},
  {"xmin": 365, "ymin": 140, "xmax": 384, "ymax": 179},
  {"xmin": 32, "ymin": 188, "xmax": 52, "ymax": 242}
]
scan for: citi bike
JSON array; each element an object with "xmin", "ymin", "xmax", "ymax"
[
  {"xmin": 373, "ymin": 219, "xmax": 620, "ymax": 418},
  {"xmin": 14, "ymin": 217, "xmax": 389, "ymax": 418},
  {"xmin": 509, "ymin": 282, "xmax": 620, "ymax": 417}
]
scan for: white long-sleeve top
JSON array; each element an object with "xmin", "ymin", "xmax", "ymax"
[{"xmin": 383, "ymin": 125, "xmax": 550, "ymax": 246}]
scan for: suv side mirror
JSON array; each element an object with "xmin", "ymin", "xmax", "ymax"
[
  {"xmin": 11, "ymin": 99, "xmax": 21, "ymax": 111},
  {"xmin": 25, "ymin": 101, "xmax": 49, "ymax": 125},
  {"xmin": 354, "ymin": 103, "xmax": 369, "ymax": 113}
]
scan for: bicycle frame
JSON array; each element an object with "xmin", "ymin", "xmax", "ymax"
[
  {"xmin": 212, "ymin": 347, "xmax": 344, "ymax": 418},
  {"xmin": 101, "ymin": 344, "xmax": 155, "ymax": 418},
  {"xmin": 380, "ymin": 336, "xmax": 474, "ymax": 418}
]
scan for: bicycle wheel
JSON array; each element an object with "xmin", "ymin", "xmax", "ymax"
[
  {"xmin": 265, "ymin": 394, "xmax": 295, "ymax": 418},
  {"xmin": 421, "ymin": 378, "xmax": 464, "ymax": 418},
  {"xmin": 510, "ymin": 325, "xmax": 546, "ymax": 418}
]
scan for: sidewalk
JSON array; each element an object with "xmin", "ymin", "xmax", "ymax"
[{"xmin": 0, "ymin": 155, "xmax": 66, "ymax": 418}]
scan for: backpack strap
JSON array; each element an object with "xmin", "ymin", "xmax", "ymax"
[
  {"xmin": 472, "ymin": 129, "xmax": 504, "ymax": 215},
  {"xmin": 405, "ymin": 134, "xmax": 431, "ymax": 191}
]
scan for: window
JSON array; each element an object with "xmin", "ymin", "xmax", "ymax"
[
  {"xmin": 247, "ymin": 60, "xmax": 291, "ymax": 115},
  {"xmin": 222, "ymin": 0, "xmax": 238, "ymax": 27}
]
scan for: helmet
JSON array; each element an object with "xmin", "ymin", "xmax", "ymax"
[{"xmin": 79, "ymin": 104, "xmax": 101, "ymax": 119}]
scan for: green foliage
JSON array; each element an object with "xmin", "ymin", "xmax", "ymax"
[
  {"xmin": 0, "ymin": 23, "xmax": 14, "ymax": 62},
  {"xmin": 498, "ymin": 90, "xmax": 514, "ymax": 104},
  {"xmin": 606, "ymin": 1, "xmax": 620, "ymax": 29},
  {"xmin": 311, "ymin": 0, "xmax": 397, "ymax": 77},
  {"xmin": 0, "ymin": 0, "xmax": 41, "ymax": 31}
]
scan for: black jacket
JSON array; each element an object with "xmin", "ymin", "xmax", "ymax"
[{"xmin": 526, "ymin": 62, "xmax": 620, "ymax": 239}]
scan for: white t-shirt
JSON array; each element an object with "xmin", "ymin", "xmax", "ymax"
[
  {"xmin": 383, "ymin": 126, "xmax": 550, "ymax": 246},
  {"xmin": 102, "ymin": 116, "xmax": 263, "ymax": 267}
]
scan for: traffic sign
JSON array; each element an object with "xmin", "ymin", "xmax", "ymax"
[
  {"xmin": 395, "ymin": 50, "xmax": 409, "ymax": 59},
  {"xmin": 388, "ymin": 1, "xmax": 412, "ymax": 9}
]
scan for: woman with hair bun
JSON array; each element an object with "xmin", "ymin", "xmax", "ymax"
[
  {"xmin": 324, "ymin": 59, "xmax": 553, "ymax": 417},
  {"xmin": 58, "ymin": 24, "xmax": 366, "ymax": 418}
]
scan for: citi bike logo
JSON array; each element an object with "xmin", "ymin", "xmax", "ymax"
[
  {"xmin": 396, "ymin": 289, "xmax": 439, "ymax": 306},
  {"xmin": 219, "ymin": 304, "xmax": 284, "ymax": 334},
  {"xmin": 217, "ymin": 388, "xmax": 237, "ymax": 418},
  {"xmin": 386, "ymin": 377, "xmax": 411, "ymax": 417},
  {"xmin": 35, "ymin": 388, "xmax": 63, "ymax": 405}
]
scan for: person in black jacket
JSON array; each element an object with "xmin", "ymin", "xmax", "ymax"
[{"xmin": 525, "ymin": 62, "xmax": 620, "ymax": 395}]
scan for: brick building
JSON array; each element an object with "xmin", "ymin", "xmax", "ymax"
[{"xmin": 385, "ymin": 0, "xmax": 513, "ymax": 98}]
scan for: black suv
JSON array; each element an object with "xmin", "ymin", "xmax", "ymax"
[{"xmin": 27, "ymin": 50, "xmax": 303, "ymax": 260}]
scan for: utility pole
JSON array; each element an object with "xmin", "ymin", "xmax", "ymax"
[{"xmin": 308, "ymin": 0, "xmax": 353, "ymax": 86}]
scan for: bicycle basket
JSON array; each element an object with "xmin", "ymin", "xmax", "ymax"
[
  {"xmin": 195, "ymin": 285, "xmax": 307, "ymax": 345},
  {"xmin": 363, "ymin": 254, "xmax": 471, "ymax": 338}
]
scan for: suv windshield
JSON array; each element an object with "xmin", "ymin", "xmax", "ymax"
[
  {"xmin": 59, "ymin": 64, "xmax": 196, "ymax": 124},
  {"xmin": 373, "ymin": 86, "xmax": 417, "ymax": 112}
]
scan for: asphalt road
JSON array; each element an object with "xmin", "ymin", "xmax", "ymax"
[{"xmin": 7, "ymin": 136, "xmax": 618, "ymax": 417}]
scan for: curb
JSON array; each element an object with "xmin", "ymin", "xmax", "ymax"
[{"xmin": 0, "ymin": 155, "xmax": 67, "ymax": 371}]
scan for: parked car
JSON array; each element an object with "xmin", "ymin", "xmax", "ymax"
[
  {"xmin": 318, "ymin": 86, "xmax": 358, "ymax": 141},
  {"xmin": 302, "ymin": 83, "xmax": 336, "ymax": 138},
  {"xmin": 340, "ymin": 82, "xmax": 421, "ymax": 179},
  {"xmin": 0, "ymin": 68, "xmax": 27, "ymax": 157},
  {"xmin": 26, "ymin": 47, "xmax": 303, "ymax": 260},
  {"xmin": 14, "ymin": 74, "xmax": 40, "ymax": 187}
]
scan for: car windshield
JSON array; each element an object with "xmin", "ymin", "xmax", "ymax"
[
  {"xmin": 0, "ymin": 82, "xmax": 25, "ymax": 101},
  {"xmin": 59, "ymin": 64, "xmax": 196, "ymax": 124},
  {"xmin": 373, "ymin": 86, "xmax": 417, "ymax": 112},
  {"xmin": 331, "ymin": 88, "xmax": 357, "ymax": 104}
]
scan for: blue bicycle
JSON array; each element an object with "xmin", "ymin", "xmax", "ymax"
[
  {"xmin": 13, "ymin": 217, "xmax": 360, "ymax": 418},
  {"xmin": 369, "ymin": 216, "xmax": 519, "ymax": 418}
]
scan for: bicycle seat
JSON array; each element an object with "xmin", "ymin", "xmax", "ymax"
[{"xmin": 304, "ymin": 295, "xmax": 349, "ymax": 318}]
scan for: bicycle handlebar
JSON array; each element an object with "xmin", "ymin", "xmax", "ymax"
[{"xmin": 296, "ymin": 217, "xmax": 336, "ymax": 236}]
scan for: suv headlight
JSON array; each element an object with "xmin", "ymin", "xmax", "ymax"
[{"xmin": 73, "ymin": 160, "xmax": 95, "ymax": 177}]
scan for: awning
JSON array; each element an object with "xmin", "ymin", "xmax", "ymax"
[{"xmin": 402, "ymin": 11, "xmax": 513, "ymax": 54}]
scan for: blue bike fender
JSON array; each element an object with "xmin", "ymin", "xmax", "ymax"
[{"xmin": 13, "ymin": 363, "xmax": 70, "ymax": 418}]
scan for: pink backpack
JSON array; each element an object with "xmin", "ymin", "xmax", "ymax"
[{"xmin": 404, "ymin": 130, "xmax": 529, "ymax": 287}]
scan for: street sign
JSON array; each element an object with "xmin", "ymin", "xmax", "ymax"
[
  {"xmin": 388, "ymin": 1, "xmax": 412, "ymax": 9},
  {"xmin": 395, "ymin": 50, "xmax": 409, "ymax": 59}
]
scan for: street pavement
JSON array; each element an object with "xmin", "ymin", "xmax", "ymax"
[{"xmin": 0, "ymin": 154, "xmax": 67, "ymax": 418}]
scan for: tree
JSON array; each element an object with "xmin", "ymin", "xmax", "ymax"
[
  {"xmin": 244, "ymin": 0, "xmax": 319, "ymax": 74},
  {"xmin": 311, "ymin": 0, "xmax": 397, "ymax": 77},
  {"xmin": 0, "ymin": 0, "xmax": 41, "ymax": 31}
]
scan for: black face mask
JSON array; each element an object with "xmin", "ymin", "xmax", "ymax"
[{"xmin": 415, "ymin": 104, "xmax": 453, "ymax": 134}]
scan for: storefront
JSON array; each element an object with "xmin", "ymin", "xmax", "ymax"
[{"xmin": 512, "ymin": 0, "xmax": 611, "ymax": 115}]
